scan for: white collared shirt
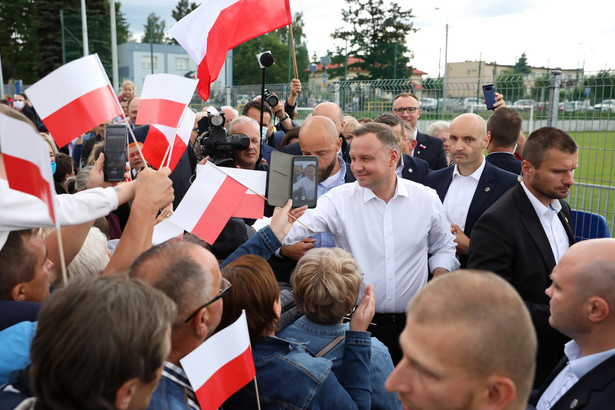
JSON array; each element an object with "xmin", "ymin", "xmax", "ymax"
[
  {"xmin": 443, "ymin": 159, "xmax": 486, "ymax": 231},
  {"xmin": 536, "ymin": 341, "xmax": 615, "ymax": 409},
  {"xmin": 395, "ymin": 154, "xmax": 405, "ymax": 178},
  {"xmin": 521, "ymin": 181, "xmax": 570, "ymax": 262},
  {"xmin": 283, "ymin": 177, "xmax": 460, "ymax": 313}
]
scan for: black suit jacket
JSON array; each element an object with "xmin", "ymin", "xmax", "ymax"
[
  {"xmin": 425, "ymin": 161, "xmax": 517, "ymax": 266},
  {"xmin": 400, "ymin": 154, "xmax": 430, "ymax": 184},
  {"xmin": 530, "ymin": 354, "xmax": 615, "ymax": 409},
  {"xmin": 415, "ymin": 131, "xmax": 448, "ymax": 170},
  {"xmin": 486, "ymin": 151, "xmax": 522, "ymax": 175},
  {"xmin": 467, "ymin": 183, "xmax": 574, "ymax": 386}
]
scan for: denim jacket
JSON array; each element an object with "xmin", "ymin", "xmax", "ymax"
[
  {"xmin": 221, "ymin": 225, "xmax": 281, "ymax": 268},
  {"xmin": 224, "ymin": 334, "xmax": 372, "ymax": 409},
  {"xmin": 278, "ymin": 317, "xmax": 401, "ymax": 409},
  {"xmin": 148, "ymin": 362, "xmax": 199, "ymax": 410}
]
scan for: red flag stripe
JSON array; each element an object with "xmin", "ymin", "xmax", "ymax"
[
  {"xmin": 168, "ymin": 137, "xmax": 188, "ymax": 171},
  {"xmin": 191, "ymin": 176, "xmax": 247, "ymax": 244},
  {"xmin": 2, "ymin": 154, "xmax": 55, "ymax": 224},
  {"xmin": 136, "ymin": 99, "xmax": 187, "ymax": 128},
  {"xmin": 141, "ymin": 126, "xmax": 170, "ymax": 169},
  {"xmin": 231, "ymin": 194, "xmax": 264, "ymax": 219},
  {"xmin": 42, "ymin": 85, "xmax": 121, "ymax": 148},
  {"xmin": 195, "ymin": 346, "xmax": 256, "ymax": 410}
]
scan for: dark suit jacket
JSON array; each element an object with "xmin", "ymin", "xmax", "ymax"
[
  {"xmin": 530, "ymin": 354, "xmax": 615, "ymax": 409},
  {"xmin": 486, "ymin": 151, "xmax": 522, "ymax": 175},
  {"xmin": 425, "ymin": 161, "xmax": 517, "ymax": 266},
  {"xmin": 415, "ymin": 131, "xmax": 448, "ymax": 170},
  {"xmin": 467, "ymin": 183, "xmax": 574, "ymax": 386},
  {"xmin": 400, "ymin": 154, "xmax": 430, "ymax": 184}
]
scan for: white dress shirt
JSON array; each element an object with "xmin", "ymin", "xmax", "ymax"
[
  {"xmin": 536, "ymin": 340, "xmax": 615, "ymax": 409},
  {"xmin": 283, "ymin": 177, "xmax": 460, "ymax": 313},
  {"xmin": 521, "ymin": 181, "xmax": 570, "ymax": 262},
  {"xmin": 443, "ymin": 159, "xmax": 485, "ymax": 231}
]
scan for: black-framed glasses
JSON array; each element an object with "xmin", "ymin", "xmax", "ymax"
[
  {"xmin": 183, "ymin": 277, "xmax": 232, "ymax": 323},
  {"xmin": 393, "ymin": 107, "xmax": 420, "ymax": 114}
]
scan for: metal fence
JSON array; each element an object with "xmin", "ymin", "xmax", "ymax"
[{"xmin": 221, "ymin": 71, "xmax": 615, "ymax": 236}]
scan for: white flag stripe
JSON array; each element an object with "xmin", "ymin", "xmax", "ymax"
[
  {"xmin": 180, "ymin": 311, "xmax": 251, "ymax": 388},
  {"xmin": 223, "ymin": 168, "xmax": 266, "ymax": 196},
  {"xmin": 177, "ymin": 109, "xmax": 196, "ymax": 145},
  {"xmin": 140, "ymin": 74, "xmax": 198, "ymax": 102},
  {"xmin": 25, "ymin": 55, "xmax": 111, "ymax": 119},
  {"xmin": 168, "ymin": 0, "xmax": 240, "ymax": 64},
  {"xmin": 172, "ymin": 163, "xmax": 226, "ymax": 231},
  {"xmin": 152, "ymin": 124, "xmax": 178, "ymax": 144},
  {"xmin": 152, "ymin": 218, "xmax": 184, "ymax": 245},
  {"xmin": 0, "ymin": 115, "xmax": 53, "ymax": 185}
]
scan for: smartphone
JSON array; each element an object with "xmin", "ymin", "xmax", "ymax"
[
  {"xmin": 104, "ymin": 124, "xmax": 128, "ymax": 181},
  {"xmin": 483, "ymin": 84, "xmax": 497, "ymax": 110},
  {"xmin": 291, "ymin": 156, "xmax": 318, "ymax": 208}
]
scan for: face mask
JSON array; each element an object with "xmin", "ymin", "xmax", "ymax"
[
  {"xmin": 261, "ymin": 127, "xmax": 267, "ymax": 141},
  {"xmin": 51, "ymin": 161, "xmax": 57, "ymax": 175},
  {"xmin": 13, "ymin": 100, "xmax": 25, "ymax": 110}
]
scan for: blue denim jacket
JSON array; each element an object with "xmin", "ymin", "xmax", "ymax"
[
  {"xmin": 221, "ymin": 225, "xmax": 281, "ymax": 268},
  {"xmin": 278, "ymin": 317, "xmax": 401, "ymax": 409},
  {"xmin": 224, "ymin": 334, "xmax": 372, "ymax": 409},
  {"xmin": 148, "ymin": 362, "xmax": 199, "ymax": 410}
]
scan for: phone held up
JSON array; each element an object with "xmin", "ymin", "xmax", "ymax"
[
  {"xmin": 103, "ymin": 124, "xmax": 128, "ymax": 181},
  {"xmin": 483, "ymin": 84, "xmax": 497, "ymax": 110}
]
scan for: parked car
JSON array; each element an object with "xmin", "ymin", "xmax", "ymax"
[
  {"xmin": 461, "ymin": 97, "xmax": 483, "ymax": 111},
  {"xmin": 419, "ymin": 97, "xmax": 438, "ymax": 111},
  {"xmin": 593, "ymin": 99, "xmax": 615, "ymax": 112},
  {"xmin": 564, "ymin": 101, "xmax": 592, "ymax": 113},
  {"xmin": 438, "ymin": 98, "xmax": 464, "ymax": 112},
  {"xmin": 511, "ymin": 99, "xmax": 536, "ymax": 110}
]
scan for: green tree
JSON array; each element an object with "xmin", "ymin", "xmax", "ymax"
[
  {"xmin": 0, "ymin": 0, "xmax": 39, "ymax": 83},
  {"xmin": 513, "ymin": 52, "xmax": 531, "ymax": 74},
  {"xmin": 141, "ymin": 12, "xmax": 167, "ymax": 44},
  {"xmin": 232, "ymin": 12, "xmax": 309, "ymax": 85},
  {"xmin": 585, "ymin": 71, "xmax": 615, "ymax": 103},
  {"xmin": 172, "ymin": 0, "xmax": 198, "ymax": 21},
  {"xmin": 330, "ymin": 0, "xmax": 416, "ymax": 80}
]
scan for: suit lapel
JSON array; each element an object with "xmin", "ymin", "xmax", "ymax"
[
  {"xmin": 433, "ymin": 166, "xmax": 453, "ymax": 202},
  {"xmin": 465, "ymin": 162, "xmax": 495, "ymax": 235},
  {"xmin": 557, "ymin": 201, "xmax": 575, "ymax": 244}
]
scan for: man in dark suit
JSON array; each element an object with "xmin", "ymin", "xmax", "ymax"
[
  {"xmin": 426, "ymin": 113, "xmax": 517, "ymax": 267},
  {"xmin": 468, "ymin": 126, "xmax": 578, "ymax": 388},
  {"xmin": 530, "ymin": 238, "xmax": 615, "ymax": 410},
  {"xmin": 486, "ymin": 107, "xmax": 523, "ymax": 175},
  {"xmin": 392, "ymin": 93, "xmax": 448, "ymax": 170},
  {"xmin": 374, "ymin": 113, "xmax": 430, "ymax": 184}
]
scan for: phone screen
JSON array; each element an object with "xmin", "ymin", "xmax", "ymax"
[
  {"xmin": 483, "ymin": 84, "xmax": 497, "ymax": 110},
  {"xmin": 291, "ymin": 157, "xmax": 318, "ymax": 208},
  {"xmin": 104, "ymin": 125, "xmax": 128, "ymax": 181}
]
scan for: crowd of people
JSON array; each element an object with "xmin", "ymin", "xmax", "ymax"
[{"xmin": 1, "ymin": 75, "xmax": 614, "ymax": 410}]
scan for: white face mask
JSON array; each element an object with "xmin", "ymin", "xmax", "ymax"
[
  {"xmin": 13, "ymin": 100, "xmax": 25, "ymax": 110},
  {"xmin": 261, "ymin": 127, "xmax": 267, "ymax": 141}
]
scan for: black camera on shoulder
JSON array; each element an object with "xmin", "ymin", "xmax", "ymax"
[
  {"xmin": 195, "ymin": 109, "xmax": 250, "ymax": 168},
  {"xmin": 263, "ymin": 89, "xmax": 278, "ymax": 108}
]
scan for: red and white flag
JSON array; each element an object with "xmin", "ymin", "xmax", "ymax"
[
  {"xmin": 26, "ymin": 54, "xmax": 121, "ymax": 148},
  {"xmin": 142, "ymin": 108, "xmax": 196, "ymax": 171},
  {"xmin": 169, "ymin": 162, "xmax": 266, "ymax": 244},
  {"xmin": 181, "ymin": 311, "xmax": 255, "ymax": 410},
  {"xmin": 0, "ymin": 112, "xmax": 56, "ymax": 224},
  {"xmin": 169, "ymin": 0, "xmax": 292, "ymax": 101},
  {"xmin": 136, "ymin": 73, "xmax": 198, "ymax": 127}
]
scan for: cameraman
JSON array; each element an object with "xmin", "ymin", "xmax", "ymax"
[{"xmin": 229, "ymin": 116, "xmax": 268, "ymax": 172}]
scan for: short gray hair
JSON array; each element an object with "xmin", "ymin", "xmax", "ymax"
[
  {"xmin": 228, "ymin": 115, "xmax": 259, "ymax": 134},
  {"xmin": 427, "ymin": 121, "xmax": 450, "ymax": 136}
]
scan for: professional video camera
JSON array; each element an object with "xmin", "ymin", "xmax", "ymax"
[{"xmin": 195, "ymin": 107, "xmax": 250, "ymax": 167}]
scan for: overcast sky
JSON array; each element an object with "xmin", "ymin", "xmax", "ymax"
[{"xmin": 122, "ymin": 0, "xmax": 615, "ymax": 78}]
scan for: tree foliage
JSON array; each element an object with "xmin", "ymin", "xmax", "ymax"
[
  {"xmin": 513, "ymin": 52, "xmax": 532, "ymax": 74},
  {"xmin": 232, "ymin": 12, "xmax": 309, "ymax": 86},
  {"xmin": 330, "ymin": 0, "xmax": 416, "ymax": 80},
  {"xmin": 141, "ymin": 12, "xmax": 168, "ymax": 44},
  {"xmin": 172, "ymin": 0, "xmax": 198, "ymax": 22}
]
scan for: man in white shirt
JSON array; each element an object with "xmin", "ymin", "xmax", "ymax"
[
  {"xmin": 425, "ymin": 113, "xmax": 517, "ymax": 266},
  {"xmin": 468, "ymin": 126, "xmax": 577, "ymax": 387},
  {"xmin": 530, "ymin": 238, "xmax": 615, "ymax": 410},
  {"xmin": 284, "ymin": 122, "xmax": 459, "ymax": 362}
]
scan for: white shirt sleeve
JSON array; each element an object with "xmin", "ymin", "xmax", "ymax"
[{"xmin": 427, "ymin": 194, "xmax": 461, "ymax": 273}]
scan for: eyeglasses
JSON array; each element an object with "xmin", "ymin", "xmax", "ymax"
[
  {"xmin": 393, "ymin": 107, "xmax": 420, "ymax": 114},
  {"xmin": 183, "ymin": 277, "xmax": 232, "ymax": 323}
]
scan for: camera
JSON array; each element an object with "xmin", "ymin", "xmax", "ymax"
[
  {"xmin": 195, "ymin": 108, "xmax": 250, "ymax": 168},
  {"xmin": 263, "ymin": 89, "xmax": 278, "ymax": 108}
]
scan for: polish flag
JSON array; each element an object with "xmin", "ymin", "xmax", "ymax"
[
  {"xmin": 181, "ymin": 311, "xmax": 255, "ymax": 410},
  {"xmin": 169, "ymin": 0, "xmax": 292, "ymax": 101},
  {"xmin": 0, "ymin": 112, "xmax": 56, "ymax": 224},
  {"xmin": 223, "ymin": 167, "xmax": 266, "ymax": 219},
  {"xmin": 170, "ymin": 162, "xmax": 266, "ymax": 244},
  {"xmin": 136, "ymin": 74, "xmax": 198, "ymax": 127},
  {"xmin": 26, "ymin": 54, "xmax": 121, "ymax": 148},
  {"xmin": 142, "ymin": 109, "xmax": 196, "ymax": 171}
]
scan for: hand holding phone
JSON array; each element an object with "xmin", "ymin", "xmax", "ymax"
[
  {"xmin": 483, "ymin": 84, "xmax": 497, "ymax": 110},
  {"xmin": 104, "ymin": 125, "xmax": 128, "ymax": 181}
]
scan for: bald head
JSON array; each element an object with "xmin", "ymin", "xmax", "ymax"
[
  {"xmin": 128, "ymin": 97, "xmax": 141, "ymax": 126},
  {"xmin": 313, "ymin": 102, "xmax": 344, "ymax": 134},
  {"xmin": 299, "ymin": 116, "xmax": 343, "ymax": 182},
  {"xmin": 407, "ymin": 270, "xmax": 537, "ymax": 406},
  {"xmin": 451, "ymin": 113, "xmax": 487, "ymax": 138}
]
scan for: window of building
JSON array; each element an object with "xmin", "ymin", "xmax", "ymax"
[
  {"xmin": 142, "ymin": 55, "xmax": 158, "ymax": 69},
  {"xmin": 176, "ymin": 57, "xmax": 189, "ymax": 70}
]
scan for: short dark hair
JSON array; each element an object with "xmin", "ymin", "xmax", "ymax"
[
  {"xmin": 54, "ymin": 152, "xmax": 74, "ymax": 183},
  {"xmin": 242, "ymin": 100, "xmax": 273, "ymax": 118},
  {"xmin": 30, "ymin": 275, "xmax": 176, "ymax": 409},
  {"xmin": 351, "ymin": 121, "xmax": 399, "ymax": 152},
  {"xmin": 522, "ymin": 127, "xmax": 577, "ymax": 169},
  {"xmin": 0, "ymin": 230, "xmax": 38, "ymax": 300},
  {"xmin": 374, "ymin": 113, "xmax": 406, "ymax": 135},
  {"xmin": 487, "ymin": 107, "xmax": 523, "ymax": 148},
  {"xmin": 219, "ymin": 255, "xmax": 280, "ymax": 344}
]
